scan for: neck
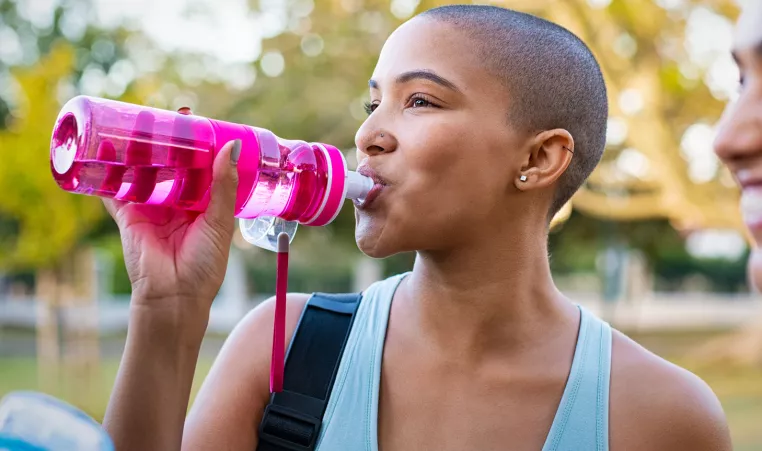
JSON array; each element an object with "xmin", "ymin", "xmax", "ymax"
[{"xmin": 399, "ymin": 219, "xmax": 578, "ymax": 361}]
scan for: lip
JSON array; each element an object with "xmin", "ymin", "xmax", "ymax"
[
  {"xmin": 355, "ymin": 184, "xmax": 384, "ymax": 209},
  {"xmin": 740, "ymin": 180, "xmax": 762, "ymax": 190},
  {"xmin": 741, "ymin": 186, "xmax": 762, "ymax": 232},
  {"xmin": 736, "ymin": 170, "xmax": 762, "ymax": 190},
  {"xmin": 356, "ymin": 164, "xmax": 388, "ymax": 186},
  {"xmin": 354, "ymin": 164, "xmax": 388, "ymax": 209}
]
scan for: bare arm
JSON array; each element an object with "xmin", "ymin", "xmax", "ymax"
[
  {"xmin": 103, "ymin": 305, "xmax": 208, "ymax": 451},
  {"xmin": 182, "ymin": 294, "xmax": 309, "ymax": 450},
  {"xmin": 102, "ymin": 134, "xmax": 241, "ymax": 450}
]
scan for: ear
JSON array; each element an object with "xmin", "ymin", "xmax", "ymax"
[{"xmin": 514, "ymin": 129, "xmax": 574, "ymax": 191}]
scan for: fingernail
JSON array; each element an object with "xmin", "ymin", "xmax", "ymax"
[{"xmin": 231, "ymin": 140, "xmax": 241, "ymax": 165}]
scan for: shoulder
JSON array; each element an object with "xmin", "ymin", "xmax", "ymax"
[
  {"xmin": 608, "ymin": 329, "xmax": 732, "ymax": 451},
  {"xmin": 223, "ymin": 292, "xmax": 313, "ymax": 374},
  {"xmin": 208, "ymin": 291, "xmax": 313, "ymax": 392},
  {"xmin": 243, "ymin": 292, "xmax": 312, "ymax": 332},
  {"xmin": 183, "ymin": 293, "xmax": 311, "ymax": 449}
]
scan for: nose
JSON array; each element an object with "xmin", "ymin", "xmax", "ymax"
[
  {"xmin": 354, "ymin": 117, "xmax": 397, "ymax": 159},
  {"xmin": 714, "ymin": 90, "xmax": 762, "ymax": 164}
]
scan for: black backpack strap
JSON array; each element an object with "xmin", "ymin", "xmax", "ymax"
[{"xmin": 256, "ymin": 292, "xmax": 363, "ymax": 451}]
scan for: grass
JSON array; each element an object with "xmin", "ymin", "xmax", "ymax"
[
  {"xmin": 1, "ymin": 333, "xmax": 760, "ymax": 449},
  {"xmin": 0, "ymin": 356, "xmax": 214, "ymax": 420}
]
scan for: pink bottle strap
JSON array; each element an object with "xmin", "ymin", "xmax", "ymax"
[{"xmin": 270, "ymin": 233, "xmax": 290, "ymax": 393}]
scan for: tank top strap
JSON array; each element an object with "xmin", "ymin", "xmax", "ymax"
[
  {"xmin": 315, "ymin": 273, "xmax": 408, "ymax": 451},
  {"xmin": 542, "ymin": 304, "xmax": 613, "ymax": 451}
]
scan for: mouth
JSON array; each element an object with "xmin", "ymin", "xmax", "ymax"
[
  {"xmin": 354, "ymin": 164, "xmax": 388, "ymax": 209},
  {"xmin": 738, "ymin": 174, "xmax": 762, "ymax": 190},
  {"xmin": 741, "ymin": 186, "xmax": 762, "ymax": 230},
  {"xmin": 735, "ymin": 169, "xmax": 762, "ymax": 190}
]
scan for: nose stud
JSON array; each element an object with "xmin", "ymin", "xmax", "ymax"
[
  {"xmin": 380, "ymin": 133, "xmax": 384, "ymax": 138},
  {"xmin": 520, "ymin": 175, "xmax": 528, "ymax": 182}
]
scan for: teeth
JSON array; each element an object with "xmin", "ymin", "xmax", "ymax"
[{"xmin": 741, "ymin": 188, "xmax": 762, "ymax": 224}]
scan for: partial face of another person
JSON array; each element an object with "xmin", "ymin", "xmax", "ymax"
[
  {"xmin": 714, "ymin": 3, "xmax": 762, "ymax": 290},
  {"xmin": 352, "ymin": 18, "xmax": 530, "ymax": 258}
]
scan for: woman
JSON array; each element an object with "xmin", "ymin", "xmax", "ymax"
[
  {"xmin": 102, "ymin": 5, "xmax": 731, "ymax": 450},
  {"xmin": 715, "ymin": 1, "xmax": 762, "ymax": 292}
]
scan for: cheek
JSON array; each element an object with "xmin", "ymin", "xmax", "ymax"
[
  {"xmin": 748, "ymin": 250, "xmax": 762, "ymax": 293},
  {"xmin": 391, "ymin": 117, "xmax": 509, "ymax": 223},
  {"xmin": 400, "ymin": 115, "xmax": 505, "ymax": 189}
]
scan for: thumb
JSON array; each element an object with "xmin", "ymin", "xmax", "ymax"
[{"xmin": 203, "ymin": 139, "xmax": 241, "ymax": 235}]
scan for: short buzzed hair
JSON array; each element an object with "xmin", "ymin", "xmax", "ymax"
[{"xmin": 420, "ymin": 5, "xmax": 608, "ymax": 218}]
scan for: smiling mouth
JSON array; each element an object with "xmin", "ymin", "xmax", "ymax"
[{"xmin": 741, "ymin": 187, "xmax": 762, "ymax": 230}]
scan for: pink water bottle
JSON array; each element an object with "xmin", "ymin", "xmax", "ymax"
[{"xmin": 50, "ymin": 96, "xmax": 373, "ymax": 250}]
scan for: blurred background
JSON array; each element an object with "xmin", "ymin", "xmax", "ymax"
[{"xmin": 0, "ymin": 0, "xmax": 761, "ymax": 448}]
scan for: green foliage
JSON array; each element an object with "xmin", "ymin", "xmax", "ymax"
[
  {"xmin": 0, "ymin": 0, "xmax": 144, "ymax": 270},
  {"xmin": 0, "ymin": 45, "xmax": 105, "ymax": 270}
]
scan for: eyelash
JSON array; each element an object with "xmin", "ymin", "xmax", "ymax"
[{"xmin": 363, "ymin": 94, "xmax": 439, "ymax": 115}]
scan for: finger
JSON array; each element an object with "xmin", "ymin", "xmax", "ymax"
[{"xmin": 203, "ymin": 139, "xmax": 241, "ymax": 236}]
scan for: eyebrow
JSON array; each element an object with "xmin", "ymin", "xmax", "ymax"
[{"xmin": 368, "ymin": 70, "xmax": 460, "ymax": 92}]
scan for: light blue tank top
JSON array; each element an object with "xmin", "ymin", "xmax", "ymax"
[{"xmin": 315, "ymin": 273, "xmax": 613, "ymax": 451}]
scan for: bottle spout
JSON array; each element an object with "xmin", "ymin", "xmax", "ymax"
[{"xmin": 345, "ymin": 171, "xmax": 374, "ymax": 204}]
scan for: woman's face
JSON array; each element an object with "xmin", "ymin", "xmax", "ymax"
[
  {"xmin": 352, "ymin": 18, "xmax": 529, "ymax": 258},
  {"xmin": 714, "ymin": 4, "xmax": 762, "ymax": 290}
]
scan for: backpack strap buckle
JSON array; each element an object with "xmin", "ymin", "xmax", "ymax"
[{"xmin": 258, "ymin": 402, "xmax": 321, "ymax": 451}]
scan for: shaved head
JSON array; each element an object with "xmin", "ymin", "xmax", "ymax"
[{"xmin": 420, "ymin": 5, "xmax": 609, "ymax": 217}]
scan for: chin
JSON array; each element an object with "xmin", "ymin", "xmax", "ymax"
[
  {"xmin": 355, "ymin": 229, "xmax": 398, "ymax": 259},
  {"xmin": 354, "ymin": 215, "xmax": 416, "ymax": 259},
  {"xmin": 747, "ymin": 249, "xmax": 762, "ymax": 293}
]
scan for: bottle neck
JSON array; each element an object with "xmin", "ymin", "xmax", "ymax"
[{"xmin": 345, "ymin": 170, "xmax": 373, "ymax": 202}]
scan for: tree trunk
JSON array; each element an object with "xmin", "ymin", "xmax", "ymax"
[
  {"xmin": 35, "ymin": 266, "xmax": 63, "ymax": 396},
  {"xmin": 65, "ymin": 247, "xmax": 101, "ymax": 415},
  {"xmin": 34, "ymin": 247, "xmax": 101, "ymax": 413}
]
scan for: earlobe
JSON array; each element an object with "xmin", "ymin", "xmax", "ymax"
[{"xmin": 514, "ymin": 173, "xmax": 530, "ymax": 191}]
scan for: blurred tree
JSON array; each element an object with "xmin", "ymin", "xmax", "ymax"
[
  {"xmin": 0, "ymin": 44, "xmax": 104, "ymax": 270},
  {"xmin": 0, "ymin": 0, "xmax": 150, "ymax": 397},
  {"xmin": 0, "ymin": 0, "xmax": 146, "ymax": 271},
  {"xmin": 552, "ymin": 0, "xmax": 743, "ymax": 232},
  {"xmin": 0, "ymin": 0, "xmax": 753, "ymax": 332}
]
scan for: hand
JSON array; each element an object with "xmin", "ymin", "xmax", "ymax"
[{"xmin": 103, "ymin": 107, "xmax": 241, "ymax": 326}]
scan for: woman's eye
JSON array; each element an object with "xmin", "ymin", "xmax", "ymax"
[
  {"xmin": 364, "ymin": 96, "xmax": 438, "ymax": 115},
  {"xmin": 408, "ymin": 95, "xmax": 437, "ymax": 109},
  {"xmin": 364, "ymin": 102, "xmax": 378, "ymax": 115}
]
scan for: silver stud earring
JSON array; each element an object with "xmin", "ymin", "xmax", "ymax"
[
  {"xmin": 519, "ymin": 175, "xmax": 528, "ymax": 182},
  {"xmin": 380, "ymin": 133, "xmax": 384, "ymax": 138}
]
